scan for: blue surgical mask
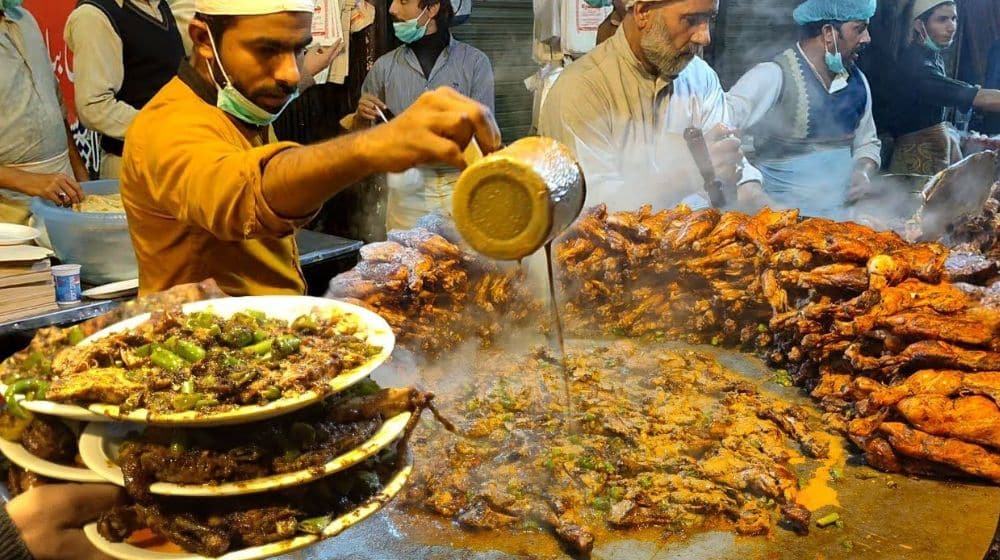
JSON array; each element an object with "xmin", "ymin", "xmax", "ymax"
[
  {"xmin": 583, "ymin": 0, "xmax": 613, "ymax": 7},
  {"xmin": 824, "ymin": 31, "xmax": 847, "ymax": 75},
  {"xmin": 393, "ymin": 8, "xmax": 429, "ymax": 43},
  {"xmin": 0, "ymin": 0, "xmax": 23, "ymax": 11},
  {"xmin": 205, "ymin": 31, "xmax": 298, "ymax": 127}
]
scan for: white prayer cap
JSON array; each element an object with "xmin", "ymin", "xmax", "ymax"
[
  {"xmin": 910, "ymin": 0, "xmax": 954, "ymax": 21},
  {"xmin": 194, "ymin": 0, "xmax": 316, "ymax": 15}
]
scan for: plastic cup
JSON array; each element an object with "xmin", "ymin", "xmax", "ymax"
[{"xmin": 52, "ymin": 264, "xmax": 82, "ymax": 305}]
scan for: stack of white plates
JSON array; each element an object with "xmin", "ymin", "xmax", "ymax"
[{"xmin": 2, "ymin": 296, "xmax": 407, "ymax": 560}]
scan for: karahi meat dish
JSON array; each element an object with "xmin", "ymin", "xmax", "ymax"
[
  {"xmin": 95, "ymin": 383, "xmax": 435, "ymax": 556},
  {"xmin": 46, "ymin": 306, "xmax": 383, "ymax": 415},
  {"xmin": 0, "ymin": 412, "xmax": 82, "ymax": 467},
  {"xmin": 117, "ymin": 385, "xmax": 433, "ymax": 500},
  {"xmin": 97, "ymin": 447, "xmax": 404, "ymax": 557}
]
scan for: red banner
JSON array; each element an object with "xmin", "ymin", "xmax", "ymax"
[{"xmin": 28, "ymin": 0, "xmax": 77, "ymax": 118}]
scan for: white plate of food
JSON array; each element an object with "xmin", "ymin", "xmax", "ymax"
[
  {"xmin": 83, "ymin": 454, "xmax": 413, "ymax": 560},
  {"xmin": 83, "ymin": 279, "xmax": 139, "ymax": 300},
  {"xmin": 22, "ymin": 296, "xmax": 395, "ymax": 426},
  {"xmin": 0, "ymin": 416, "xmax": 104, "ymax": 483},
  {"xmin": 0, "ymin": 224, "xmax": 41, "ymax": 246},
  {"xmin": 79, "ymin": 410, "xmax": 411, "ymax": 496}
]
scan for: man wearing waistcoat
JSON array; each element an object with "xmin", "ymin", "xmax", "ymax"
[
  {"xmin": 727, "ymin": 0, "xmax": 881, "ymax": 219},
  {"xmin": 65, "ymin": 0, "xmax": 186, "ymax": 179}
]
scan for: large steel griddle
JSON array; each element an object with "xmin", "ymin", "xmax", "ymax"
[{"xmin": 283, "ymin": 340, "xmax": 1000, "ymax": 560}]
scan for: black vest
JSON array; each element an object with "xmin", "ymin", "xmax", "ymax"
[{"xmin": 78, "ymin": 0, "xmax": 184, "ymax": 156}]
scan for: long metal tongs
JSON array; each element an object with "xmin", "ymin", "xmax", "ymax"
[{"xmin": 684, "ymin": 100, "xmax": 726, "ymax": 208}]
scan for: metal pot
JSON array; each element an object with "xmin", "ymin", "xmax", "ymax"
[{"xmin": 451, "ymin": 137, "xmax": 585, "ymax": 260}]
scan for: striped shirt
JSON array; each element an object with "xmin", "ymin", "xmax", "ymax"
[{"xmin": 361, "ymin": 36, "xmax": 495, "ymax": 116}]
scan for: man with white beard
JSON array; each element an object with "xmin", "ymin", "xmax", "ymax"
[{"xmin": 538, "ymin": 0, "xmax": 765, "ymax": 212}]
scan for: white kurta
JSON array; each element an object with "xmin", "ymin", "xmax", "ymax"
[{"xmin": 538, "ymin": 26, "xmax": 761, "ymax": 212}]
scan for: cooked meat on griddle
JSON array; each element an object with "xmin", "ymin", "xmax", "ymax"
[
  {"xmin": 400, "ymin": 342, "xmax": 832, "ymax": 554},
  {"xmin": 944, "ymin": 251, "xmax": 999, "ymax": 285},
  {"xmin": 895, "ymin": 395, "xmax": 1000, "ymax": 448},
  {"xmin": 547, "ymin": 204, "xmax": 1000, "ymax": 489},
  {"xmin": 98, "ymin": 448, "xmax": 402, "ymax": 557},
  {"xmin": 877, "ymin": 422, "xmax": 1000, "ymax": 483}
]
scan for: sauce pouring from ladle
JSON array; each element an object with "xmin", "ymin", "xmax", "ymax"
[{"xmin": 449, "ymin": 136, "xmax": 587, "ymax": 430}]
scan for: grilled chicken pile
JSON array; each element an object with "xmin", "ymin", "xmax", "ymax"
[
  {"xmin": 556, "ymin": 204, "xmax": 1000, "ymax": 484},
  {"xmin": 402, "ymin": 341, "xmax": 829, "ymax": 554},
  {"xmin": 327, "ymin": 214, "xmax": 540, "ymax": 355}
]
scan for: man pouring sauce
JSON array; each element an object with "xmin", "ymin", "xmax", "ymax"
[{"xmin": 120, "ymin": 0, "xmax": 501, "ymax": 297}]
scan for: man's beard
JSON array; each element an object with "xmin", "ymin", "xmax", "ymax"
[{"xmin": 639, "ymin": 16, "xmax": 695, "ymax": 77}]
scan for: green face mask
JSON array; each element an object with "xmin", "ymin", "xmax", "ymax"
[
  {"xmin": 393, "ymin": 8, "xmax": 429, "ymax": 43},
  {"xmin": 919, "ymin": 21, "xmax": 949, "ymax": 53},
  {"xmin": 1, "ymin": 0, "xmax": 24, "ymax": 11},
  {"xmin": 205, "ymin": 31, "xmax": 298, "ymax": 127}
]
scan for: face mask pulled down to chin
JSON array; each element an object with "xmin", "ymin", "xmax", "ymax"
[
  {"xmin": 918, "ymin": 21, "xmax": 948, "ymax": 53},
  {"xmin": 824, "ymin": 31, "xmax": 850, "ymax": 93},
  {"xmin": 205, "ymin": 31, "xmax": 299, "ymax": 127}
]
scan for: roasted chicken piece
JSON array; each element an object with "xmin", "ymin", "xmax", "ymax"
[
  {"xmin": 354, "ymin": 261, "xmax": 410, "ymax": 291},
  {"xmin": 770, "ymin": 248, "xmax": 813, "ymax": 269},
  {"xmin": 326, "ymin": 270, "xmax": 382, "ymax": 300},
  {"xmin": 6, "ymin": 466, "xmax": 49, "ymax": 497},
  {"xmin": 691, "ymin": 211, "xmax": 750, "ymax": 253},
  {"xmin": 879, "ymin": 422, "xmax": 1000, "ymax": 483},
  {"xmin": 769, "ymin": 217, "xmax": 904, "ymax": 262},
  {"xmin": 899, "ymin": 340, "xmax": 1000, "ymax": 372},
  {"xmin": 895, "ymin": 395, "xmax": 1000, "ymax": 448},
  {"xmin": 887, "ymin": 242, "xmax": 948, "ymax": 283},
  {"xmin": 388, "ymin": 228, "xmax": 462, "ymax": 260},
  {"xmin": 665, "ymin": 208, "xmax": 720, "ymax": 250},
  {"xmin": 866, "ymin": 254, "xmax": 910, "ymax": 289},
  {"xmin": 778, "ymin": 263, "xmax": 869, "ymax": 293},
  {"xmin": 874, "ymin": 309, "xmax": 1000, "ymax": 350},
  {"xmin": 867, "ymin": 370, "xmax": 965, "ymax": 407},
  {"xmin": 943, "ymin": 251, "xmax": 998, "ymax": 285}
]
